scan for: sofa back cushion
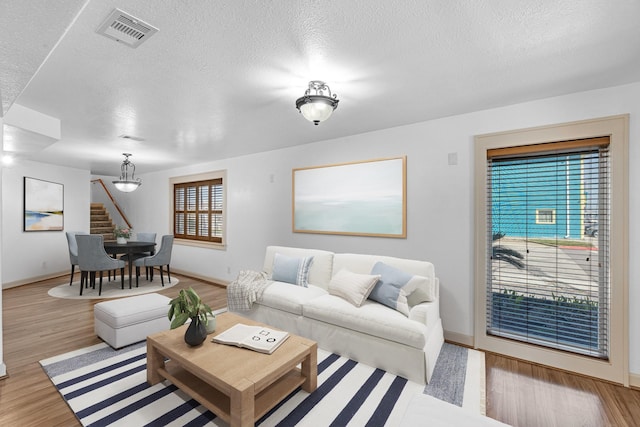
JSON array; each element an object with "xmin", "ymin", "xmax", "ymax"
[
  {"xmin": 333, "ymin": 253, "xmax": 436, "ymax": 306},
  {"xmin": 264, "ymin": 246, "xmax": 335, "ymax": 289}
]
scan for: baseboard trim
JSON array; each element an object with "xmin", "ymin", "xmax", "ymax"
[
  {"xmin": 630, "ymin": 373, "xmax": 640, "ymax": 390},
  {"xmin": 2, "ymin": 271, "xmax": 67, "ymax": 289},
  {"xmin": 444, "ymin": 330, "xmax": 474, "ymax": 347},
  {"xmin": 170, "ymin": 268, "xmax": 229, "ymax": 287}
]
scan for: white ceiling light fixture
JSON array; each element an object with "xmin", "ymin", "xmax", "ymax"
[
  {"xmin": 113, "ymin": 153, "xmax": 141, "ymax": 192},
  {"xmin": 295, "ymin": 81, "xmax": 339, "ymax": 125}
]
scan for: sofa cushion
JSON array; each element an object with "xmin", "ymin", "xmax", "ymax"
[
  {"xmin": 257, "ymin": 282, "xmax": 328, "ymax": 315},
  {"xmin": 369, "ymin": 261, "xmax": 423, "ymax": 316},
  {"xmin": 271, "ymin": 253, "xmax": 314, "ymax": 287},
  {"xmin": 303, "ymin": 294, "xmax": 427, "ymax": 348},
  {"xmin": 334, "ymin": 253, "xmax": 436, "ymax": 305},
  {"xmin": 264, "ymin": 246, "xmax": 334, "ymax": 289},
  {"xmin": 328, "ymin": 269, "xmax": 380, "ymax": 307}
]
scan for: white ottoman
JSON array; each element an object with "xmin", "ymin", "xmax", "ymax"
[{"xmin": 94, "ymin": 293, "xmax": 171, "ymax": 349}]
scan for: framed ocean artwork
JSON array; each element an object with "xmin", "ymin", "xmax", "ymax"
[
  {"xmin": 23, "ymin": 177, "xmax": 64, "ymax": 231},
  {"xmin": 293, "ymin": 156, "xmax": 406, "ymax": 238}
]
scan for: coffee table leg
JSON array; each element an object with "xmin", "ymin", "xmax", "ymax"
[
  {"xmin": 146, "ymin": 340, "xmax": 164, "ymax": 385},
  {"xmin": 230, "ymin": 379, "xmax": 254, "ymax": 427},
  {"xmin": 302, "ymin": 343, "xmax": 318, "ymax": 392}
]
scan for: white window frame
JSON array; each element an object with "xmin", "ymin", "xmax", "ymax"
[
  {"xmin": 535, "ymin": 208, "xmax": 556, "ymax": 224},
  {"xmin": 474, "ymin": 115, "xmax": 629, "ymax": 385},
  {"xmin": 170, "ymin": 170, "xmax": 227, "ymax": 249}
]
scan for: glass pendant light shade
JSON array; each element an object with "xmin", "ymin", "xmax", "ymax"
[
  {"xmin": 113, "ymin": 180, "xmax": 141, "ymax": 192},
  {"xmin": 112, "ymin": 153, "xmax": 141, "ymax": 192},
  {"xmin": 298, "ymin": 96, "xmax": 336, "ymax": 124},
  {"xmin": 295, "ymin": 81, "xmax": 339, "ymax": 125}
]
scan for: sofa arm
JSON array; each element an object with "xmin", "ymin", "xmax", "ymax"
[{"xmin": 408, "ymin": 300, "xmax": 440, "ymax": 329}]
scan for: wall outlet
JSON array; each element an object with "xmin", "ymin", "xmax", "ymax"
[{"xmin": 448, "ymin": 152, "xmax": 458, "ymax": 166}]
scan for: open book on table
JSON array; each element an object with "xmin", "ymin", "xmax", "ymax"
[{"xmin": 212, "ymin": 323, "xmax": 289, "ymax": 354}]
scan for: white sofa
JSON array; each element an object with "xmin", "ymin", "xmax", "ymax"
[{"xmin": 232, "ymin": 246, "xmax": 445, "ymax": 384}]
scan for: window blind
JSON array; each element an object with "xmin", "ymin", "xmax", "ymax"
[
  {"xmin": 174, "ymin": 178, "xmax": 223, "ymax": 243},
  {"xmin": 487, "ymin": 138, "xmax": 610, "ymax": 359}
]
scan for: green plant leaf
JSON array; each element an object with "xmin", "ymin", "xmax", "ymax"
[
  {"xmin": 168, "ymin": 287, "xmax": 213, "ymax": 328},
  {"xmin": 170, "ymin": 312, "xmax": 190, "ymax": 329},
  {"xmin": 186, "ymin": 288, "xmax": 200, "ymax": 305},
  {"xmin": 203, "ymin": 303, "xmax": 213, "ymax": 316}
]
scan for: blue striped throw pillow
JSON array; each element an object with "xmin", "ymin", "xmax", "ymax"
[
  {"xmin": 369, "ymin": 261, "xmax": 423, "ymax": 316},
  {"xmin": 271, "ymin": 253, "xmax": 314, "ymax": 287}
]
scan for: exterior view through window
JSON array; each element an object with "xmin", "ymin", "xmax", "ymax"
[{"xmin": 487, "ymin": 138, "xmax": 610, "ymax": 358}]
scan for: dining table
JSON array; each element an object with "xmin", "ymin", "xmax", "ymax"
[{"xmin": 103, "ymin": 241, "xmax": 156, "ymax": 288}]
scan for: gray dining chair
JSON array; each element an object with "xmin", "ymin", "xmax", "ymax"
[
  {"xmin": 133, "ymin": 235, "xmax": 173, "ymax": 287},
  {"xmin": 120, "ymin": 232, "xmax": 157, "ymax": 279},
  {"xmin": 76, "ymin": 234, "xmax": 125, "ymax": 296},
  {"xmin": 65, "ymin": 231, "xmax": 88, "ymax": 286}
]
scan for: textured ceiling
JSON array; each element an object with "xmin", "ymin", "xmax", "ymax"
[{"xmin": 2, "ymin": 0, "xmax": 640, "ymax": 175}]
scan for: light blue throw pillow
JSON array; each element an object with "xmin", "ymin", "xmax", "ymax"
[
  {"xmin": 369, "ymin": 261, "xmax": 422, "ymax": 316},
  {"xmin": 271, "ymin": 253, "xmax": 314, "ymax": 287}
]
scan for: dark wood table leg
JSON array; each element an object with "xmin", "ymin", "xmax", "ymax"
[{"xmin": 127, "ymin": 249, "xmax": 133, "ymax": 289}]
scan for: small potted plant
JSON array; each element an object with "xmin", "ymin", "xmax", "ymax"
[
  {"xmin": 168, "ymin": 288, "xmax": 214, "ymax": 346},
  {"xmin": 114, "ymin": 225, "xmax": 131, "ymax": 244}
]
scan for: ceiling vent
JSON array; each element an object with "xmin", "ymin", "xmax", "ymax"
[{"xmin": 96, "ymin": 9, "xmax": 158, "ymax": 48}]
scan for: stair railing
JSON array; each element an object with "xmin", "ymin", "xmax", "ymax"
[{"xmin": 91, "ymin": 179, "xmax": 132, "ymax": 229}]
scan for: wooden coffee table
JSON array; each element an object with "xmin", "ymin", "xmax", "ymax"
[{"xmin": 147, "ymin": 312, "xmax": 317, "ymax": 427}]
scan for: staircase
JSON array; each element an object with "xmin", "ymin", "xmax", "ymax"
[{"xmin": 90, "ymin": 203, "xmax": 116, "ymax": 242}]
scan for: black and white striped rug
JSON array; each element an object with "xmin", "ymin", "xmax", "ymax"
[{"xmin": 40, "ymin": 342, "xmax": 484, "ymax": 426}]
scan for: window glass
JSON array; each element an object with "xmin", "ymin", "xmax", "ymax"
[{"xmin": 488, "ymin": 144, "xmax": 609, "ymax": 359}]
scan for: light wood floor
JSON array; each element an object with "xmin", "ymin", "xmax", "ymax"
[{"xmin": 1, "ymin": 274, "xmax": 639, "ymax": 426}]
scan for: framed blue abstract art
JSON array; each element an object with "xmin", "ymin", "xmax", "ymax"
[
  {"xmin": 293, "ymin": 156, "xmax": 406, "ymax": 238},
  {"xmin": 23, "ymin": 177, "xmax": 64, "ymax": 231}
]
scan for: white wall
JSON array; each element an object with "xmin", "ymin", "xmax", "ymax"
[
  {"xmin": 128, "ymin": 82, "xmax": 640, "ymax": 376},
  {"xmin": 0, "ymin": 117, "xmax": 5, "ymax": 376},
  {"xmin": 1, "ymin": 160, "xmax": 90, "ymax": 287}
]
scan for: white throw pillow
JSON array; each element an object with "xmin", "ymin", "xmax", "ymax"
[{"xmin": 328, "ymin": 269, "xmax": 381, "ymax": 307}]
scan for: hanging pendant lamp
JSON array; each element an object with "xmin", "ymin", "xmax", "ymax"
[{"xmin": 113, "ymin": 153, "xmax": 141, "ymax": 192}]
